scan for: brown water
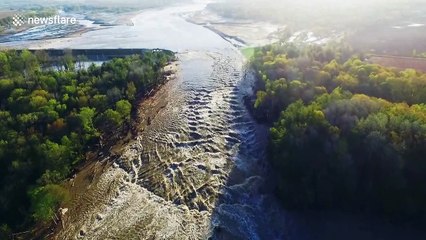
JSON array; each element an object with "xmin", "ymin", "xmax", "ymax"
[{"xmin": 53, "ymin": 47, "xmax": 281, "ymax": 239}]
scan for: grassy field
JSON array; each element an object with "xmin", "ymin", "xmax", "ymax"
[{"xmin": 369, "ymin": 55, "xmax": 426, "ymax": 72}]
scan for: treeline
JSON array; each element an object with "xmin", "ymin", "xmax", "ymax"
[
  {"xmin": 208, "ymin": 0, "xmax": 426, "ymax": 31},
  {"xmin": 250, "ymin": 42, "xmax": 426, "ymax": 221},
  {"xmin": 0, "ymin": 49, "xmax": 174, "ymax": 236}
]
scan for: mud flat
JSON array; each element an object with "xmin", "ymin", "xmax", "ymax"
[
  {"xmin": 0, "ymin": 10, "xmax": 15, "ymax": 18},
  {"xmin": 184, "ymin": 9, "xmax": 282, "ymax": 47}
]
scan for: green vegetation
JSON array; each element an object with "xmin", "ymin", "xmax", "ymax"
[
  {"xmin": 241, "ymin": 47, "xmax": 255, "ymax": 59},
  {"xmin": 208, "ymin": 0, "xmax": 426, "ymax": 31},
  {"xmin": 209, "ymin": 0, "xmax": 426, "ymax": 55},
  {"xmin": 0, "ymin": 49, "xmax": 174, "ymax": 235},
  {"xmin": 250, "ymin": 42, "xmax": 426, "ymax": 221}
]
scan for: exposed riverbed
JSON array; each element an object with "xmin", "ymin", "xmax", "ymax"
[{"xmin": 19, "ymin": 2, "xmax": 288, "ymax": 239}]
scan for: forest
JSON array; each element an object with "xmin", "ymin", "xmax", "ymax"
[
  {"xmin": 249, "ymin": 42, "xmax": 426, "ymax": 222},
  {"xmin": 0, "ymin": 49, "xmax": 174, "ymax": 236},
  {"xmin": 209, "ymin": 0, "xmax": 426, "ymax": 56},
  {"xmin": 208, "ymin": 0, "xmax": 426, "ymax": 31}
]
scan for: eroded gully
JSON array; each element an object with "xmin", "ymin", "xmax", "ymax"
[{"xmin": 43, "ymin": 2, "xmax": 286, "ymax": 239}]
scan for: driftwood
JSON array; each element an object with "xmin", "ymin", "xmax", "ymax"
[{"xmin": 58, "ymin": 208, "xmax": 69, "ymax": 229}]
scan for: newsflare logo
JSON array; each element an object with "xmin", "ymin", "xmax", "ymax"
[
  {"xmin": 12, "ymin": 14, "xmax": 26, "ymax": 27},
  {"xmin": 11, "ymin": 14, "xmax": 77, "ymax": 27}
]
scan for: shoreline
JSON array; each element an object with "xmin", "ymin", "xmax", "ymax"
[
  {"xmin": 183, "ymin": 8, "xmax": 283, "ymax": 47},
  {"xmin": 1, "ymin": 5, "xmax": 281, "ymax": 50},
  {"xmin": 0, "ymin": 9, "xmax": 145, "ymax": 49},
  {"xmin": 21, "ymin": 4, "xmax": 279, "ymax": 238},
  {"xmin": 30, "ymin": 60, "xmax": 179, "ymax": 239}
]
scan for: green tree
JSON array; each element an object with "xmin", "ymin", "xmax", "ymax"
[
  {"xmin": 126, "ymin": 81, "xmax": 137, "ymax": 101},
  {"xmin": 29, "ymin": 184, "xmax": 70, "ymax": 222},
  {"xmin": 116, "ymin": 100, "xmax": 132, "ymax": 121},
  {"xmin": 102, "ymin": 109, "xmax": 123, "ymax": 127}
]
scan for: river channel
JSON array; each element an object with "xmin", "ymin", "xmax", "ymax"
[{"xmin": 34, "ymin": 2, "xmax": 286, "ymax": 239}]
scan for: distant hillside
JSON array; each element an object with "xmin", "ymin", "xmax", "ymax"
[
  {"xmin": 208, "ymin": 0, "xmax": 426, "ymax": 55},
  {"xmin": 208, "ymin": 0, "xmax": 426, "ymax": 31}
]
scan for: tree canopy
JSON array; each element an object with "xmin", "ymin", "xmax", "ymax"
[
  {"xmin": 0, "ymin": 49, "xmax": 174, "ymax": 235},
  {"xmin": 250, "ymin": 42, "xmax": 426, "ymax": 222}
]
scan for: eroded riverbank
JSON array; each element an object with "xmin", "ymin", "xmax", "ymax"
[
  {"xmin": 4, "ymin": 2, "xmax": 285, "ymax": 239},
  {"xmin": 49, "ymin": 47, "xmax": 277, "ymax": 239}
]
